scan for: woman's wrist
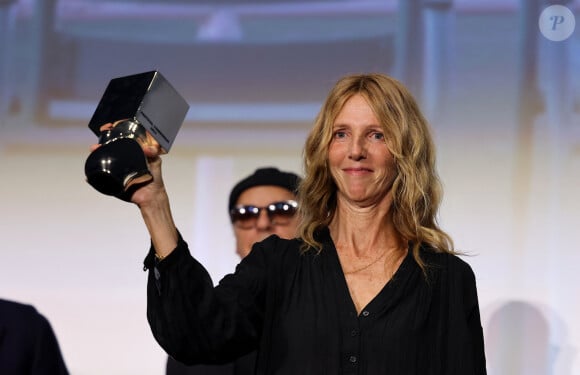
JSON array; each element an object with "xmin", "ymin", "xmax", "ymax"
[{"xmin": 139, "ymin": 192, "xmax": 179, "ymax": 258}]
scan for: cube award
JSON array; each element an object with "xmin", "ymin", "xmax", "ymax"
[{"xmin": 84, "ymin": 70, "xmax": 189, "ymax": 201}]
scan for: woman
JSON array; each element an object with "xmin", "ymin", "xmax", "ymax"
[{"xmin": 123, "ymin": 73, "xmax": 485, "ymax": 374}]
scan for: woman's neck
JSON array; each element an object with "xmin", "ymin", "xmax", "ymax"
[{"xmin": 328, "ymin": 198, "xmax": 405, "ymax": 256}]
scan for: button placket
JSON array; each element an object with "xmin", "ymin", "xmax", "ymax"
[{"xmin": 342, "ymin": 307, "xmax": 361, "ymax": 372}]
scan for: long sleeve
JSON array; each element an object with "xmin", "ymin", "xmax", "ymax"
[
  {"xmin": 435, "ymin": 253, "xmax": 487, "ymax": 375},
  {"xmin": 461, "ymin": 262, "xmax": 487, "ymax": 374},
  {"xmin": 144, "ymin": 233, "xmax": 266, "ymax": 365}
]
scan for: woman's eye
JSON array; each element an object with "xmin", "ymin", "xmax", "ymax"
[
  {"xmin": 371, "ymin": 132, "xmax": 384, "ymax": 140},
  {"xmin": 334, "ymin": 131, "xmax": 347, "ymax": 139}
]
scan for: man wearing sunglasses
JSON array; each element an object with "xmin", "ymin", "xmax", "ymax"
[
  {"xmin": 166, "ymin": 166, "xmax": 301, "ymax": 375},
  {"xmin": 228, "ymin": 167, "xmax": 301, "ymax": 259}
]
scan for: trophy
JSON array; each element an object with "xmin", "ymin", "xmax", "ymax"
[{"xmin": 84, "ymin": 70, "xmax": 189, "ymax": 200}]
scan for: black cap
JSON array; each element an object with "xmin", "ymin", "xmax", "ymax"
[{"xmin": 228, "ymin": 167, "xmax": 301, "ymax": 211}]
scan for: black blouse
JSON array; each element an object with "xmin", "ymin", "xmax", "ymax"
[{"xmin": 144, "ymin": 229, "xmax": 486, "ymax": 375}]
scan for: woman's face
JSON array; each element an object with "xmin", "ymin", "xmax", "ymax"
[{"xmin": 328, "ymin": 93, "xmax": 397, "ymax": 208}]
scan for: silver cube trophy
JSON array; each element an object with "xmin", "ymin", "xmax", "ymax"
[{"xmin": 84, "ymin": 70, "xmax": 189, "ymax": 200}]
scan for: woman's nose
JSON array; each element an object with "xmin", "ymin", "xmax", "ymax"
[{"xmin": 348, "ymin": 137, "xmax": 367, "ymax": 161}]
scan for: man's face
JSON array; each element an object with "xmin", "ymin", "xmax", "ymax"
[{"xmin": 232, "ymin": 185, "xmax": 299, "ymax": 258}]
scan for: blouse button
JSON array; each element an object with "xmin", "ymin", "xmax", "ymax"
[
  {"xmin": 349, "ymin": 355, "xmax": 357, "ymax": 363},
  {"xmin": 351, "ymin": 329, "xmax": 358, "ymax": 336},
  {"xmin": 361, "ymin": 310, "xmax": 370, "ymax": 317}
]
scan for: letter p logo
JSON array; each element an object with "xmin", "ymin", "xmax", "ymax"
[
  {"xmin": 550, "ymin": 15, "xmax": 565, "ymax": 31},
  {"xmin": 539, "ymin": 5, "xmax": 575, "ymax": 42}
]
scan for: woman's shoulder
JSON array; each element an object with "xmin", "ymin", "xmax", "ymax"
[
  {"xmin": 417, "ymin": 248, "xmax": 481, "ymax": 299},
  {"xmin": 253, "ymin": 234, "xmax": 304, "ymax": 258},
  {"xmin": 420, "ymin": 246, "xmax": 476, "ymax": 276},
  {"xmin": 235, "ymin": 236, "xmax": 309, "ymax": 283}
]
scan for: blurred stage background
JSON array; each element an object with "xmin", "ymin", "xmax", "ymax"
[{"xmin": 0, "ymin": 0, "xmax": 579, "ymax": 374}]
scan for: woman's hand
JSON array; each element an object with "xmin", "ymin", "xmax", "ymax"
[
  {"xmin": 89, "ymin": 122, "xmax": 167, "ymax": 207},
  {"xmin": 90, "ymin": 122, "xmax": 178, "ymax": 255},
  {"xmin": 130, "ymin": 139, "xmax": 165, "ymax": 208}
]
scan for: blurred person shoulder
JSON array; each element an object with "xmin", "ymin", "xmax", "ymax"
[{"xmin": 0, "ymin": 298, "xmax": 69, "ymax": 375}]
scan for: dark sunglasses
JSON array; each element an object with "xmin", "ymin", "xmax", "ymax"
[{"xmin": 230, "ymin": 200, "xmax": 298, "ymax": 228}]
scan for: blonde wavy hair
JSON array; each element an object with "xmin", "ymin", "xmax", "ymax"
[{"xmin": 297, "ymin": 73, "xmax": 455, "ymax": 270}]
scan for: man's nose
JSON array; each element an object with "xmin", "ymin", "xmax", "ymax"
[{"xmin": 255, "ymin": 209, "xmax": 272, "ymax": 230}]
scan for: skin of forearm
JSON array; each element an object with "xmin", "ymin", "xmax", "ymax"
[{"xmin": 139, "ymin": 191, "xmax": 179, "ymax": 258}]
